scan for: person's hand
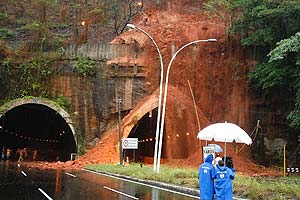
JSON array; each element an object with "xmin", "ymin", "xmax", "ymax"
[{"xmin": 231, "ymin": 167, "xmax": 236, "ymax": 172}]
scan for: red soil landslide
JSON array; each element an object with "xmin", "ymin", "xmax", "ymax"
[
  {"xmin": 30, "ymin": 1, "xmax": 281, "ymax": 178},
  {"xmin": 33, "ymin": 129, "xmax": 280, "ymax": 177}
]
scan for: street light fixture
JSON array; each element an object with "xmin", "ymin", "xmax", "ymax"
[
  {"xmin": 126, "ymin": 23, "xmax": 164, "ymax": 173},
  {"xmin": 137, "ymin": 1, "xmax": 143, "ymax": 7},
  {"xmin": 156, "ymin": 39, "xmax": 217, "ymax": 173},
  {"xmin": 81, "ymin": 20, "xmax": 88, "ymax": 42}
]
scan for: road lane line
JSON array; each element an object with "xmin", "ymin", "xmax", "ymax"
[
  {"xmin": 38, "ymin": 188, "xmax": 53, "ymax": 200},
  {"xmin": 103, "ymin": 186, "xmax": 139, "ymax": 200},
  {"xmin": 21, "ymin": 170, "xmax": 27, "ymax": 177},
  {"xmin": 84, "ymin": 169, "xmax": 199, "ymax": 199},
  {"xmin": 86, "ymin": 169, "xmax": 249, "ymax": 200},
  {"xmin": 65, "ymin": 172, "xmax": 76, "ymax": 177}
]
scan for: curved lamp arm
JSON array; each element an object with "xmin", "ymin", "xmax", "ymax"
[
  {"xmin": 126, "ymin": 24, "xmax": 164, "ymax": 173},
  {"xmin": 156, "ymin": 39, "xmax": 217, "ymax": 173}
]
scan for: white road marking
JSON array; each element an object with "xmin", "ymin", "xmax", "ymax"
[
  {"xmin": 84, "ymin": 169, "xmax": 199, "ymax": 199},
  {"xmin": 65, "ymin": 172, "xmax": 76, "ymax": 177},
  {"xmin": 21, "ymin": 170, "xmax": 27, "ymax": 177},
  {"xmin": 38, "ymin": 188, "xmax": 53, "ymax": 200},
  {"xmin": 103, "ymin": 186, "xmax": 139, "ymax": 200},
  {"xmin": 234, "ymin": 198, "xmax": 249, "ymax": 200}
]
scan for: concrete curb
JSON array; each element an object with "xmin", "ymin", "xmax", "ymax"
[
  {"xmin": 84, "ymin": 168, "xmax": 200, "ymax": 197},
  {"xmin": 84, "ymin": 168, "xmax": 250, "ymax": 200}
]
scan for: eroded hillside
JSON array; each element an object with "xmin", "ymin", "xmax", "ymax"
[{"xmin": 76, "ymin": 0, "xmax": 260, "ymax": 174}]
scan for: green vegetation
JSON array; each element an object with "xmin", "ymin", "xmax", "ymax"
[
  {"xmin": 202, "ymin": 0, "xmax": 240, "ymax": 29},
  {"xmin": 232, "ymin": 1, "xmax": 300, "ymax": 130},
  {"xmin": 74, "ymin": 57, "xmax": 96, "ymax": 77},
  {"xmin": 85, "ymin": 164, "xmax": 300, "ymax": 200},
  {"xmin": 0, "ymin": 96, "xmax": 71, "ymax": 114},
  {"xmin": 0, "ymin": 12, "xmax": 7, "ymax": 20},
  {"xmin": 0, "ymin": 28, "xmax": 14, "ymax": 39},
  {"xmin": 85, "ymin": 163, "xmax": 199, "ymax": 188},
  {"xmin": 230, "ymin": 1, "xmax": 300, "ymax": 47},
  {"xmin": 0, "ymin": 55, "xmax": 54, "ymax": 99},
  {"xmin": 52, "ymin": 95, "xmax": 71, "ymax": 111},
  {"xmin": 203, "ymin": 0, "xmax": 300, "ymax": 130},
  {"xmin": 234, "ymin": 175, "xmax": 300, "ymax": 200},
  {"xmin": 0, "ymin": 0, "xmax": 144, "ymax": 99}
]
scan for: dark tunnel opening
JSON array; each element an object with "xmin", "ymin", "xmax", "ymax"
[
  {"xmin": 0, "ymin": 103, "xmax": 76, "ymax": 162},
  {"xmin": 126, "ymin": 108, "xmax": 166, "ymax": 164}
]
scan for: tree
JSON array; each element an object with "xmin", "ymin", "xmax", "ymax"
[
  {"xmin": 231, "ymin": 0, "xmax": 300, "ymax": 129},
  {"xmin": 202, "ymin": 0, "xmax": 242, "ymax": 30},
  {"xmin": 107, "ymin": 0, "xmax": 144, "ymax": 36},
  {"xmin": 257, "ymin": 33, "xmax": 300, "ymax": 128},
  {"xmin": 230, "ymin": 0, "xmax": 300, "ymax": 48},
  {"xmin": 63, "ymin": 0, "xmax": 143, "ymax": 42}
]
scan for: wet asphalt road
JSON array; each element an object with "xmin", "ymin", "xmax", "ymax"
[{"xmin": 0, "ymin": 161, "xmax": 199, "ymax": 200}]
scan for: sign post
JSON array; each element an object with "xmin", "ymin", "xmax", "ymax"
[
  {"xmin": 117, "ymin": 98, "xmax": 123, "ymax": 165},
  {"xmin": 284, "ymin": 143, "xmax": 286, "ymax": 177},
  {"xmin": 70, "ymin": 153, "xmax": 77, "ymax": 161}
]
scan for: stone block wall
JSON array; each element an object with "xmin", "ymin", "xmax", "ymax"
[{"xmin": 51, "ymin": 42, "xmax": 146, "ymax": 148}]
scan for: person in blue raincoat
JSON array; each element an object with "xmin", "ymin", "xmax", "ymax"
[
  {"xmin": 198, "ymin": 154, "xmax": 216, "ymax": 200},
  {"xmin": 215, "ymin": 160, "xmax": 235, "ymax": 200}
]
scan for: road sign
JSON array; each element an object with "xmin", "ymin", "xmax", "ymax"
[
  {"xmin": 202, "ymin": 146, "xmax": 215, "ymax": 161},
  {"xmin": 122, "ymin": 138, "xmax": 138, "ymax": 149}
]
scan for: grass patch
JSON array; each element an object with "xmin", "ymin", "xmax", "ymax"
[
  {"xmin": 234, "ymin": 175, "xmax": 300, "ymax": 200},
  {"xmin": 85, "ymin": 163, "xmax": 300, "ymax": 199},
  {"xmin": 85, "ymin": 163, "xmax": 199, "ymax": 188}
]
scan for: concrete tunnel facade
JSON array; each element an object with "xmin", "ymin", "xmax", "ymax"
[{"xmin": 0, "ymin": 97, "xmax": 77, "ymax": 162}]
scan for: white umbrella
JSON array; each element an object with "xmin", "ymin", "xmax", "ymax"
[{"xmin": 197, "ymin": 122, "xmax": 252, "ymax": 163}]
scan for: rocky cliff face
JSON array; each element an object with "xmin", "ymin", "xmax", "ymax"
[
  {"xmin": 118, "ymin": 1, "xmax": 249, "ymax": 149},
  {"xmin": 102, "ymin": 0, "xmax": 296, "ymax": 167},
  {"xmin": 69, "ymin": 1, "xmax": 244, "ymax": 167},
  {"xmin": 74, "ymin": 0, "xmax": 260, "ymax": 173}
]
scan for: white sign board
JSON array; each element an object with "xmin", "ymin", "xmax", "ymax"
[
  {"xmin": 122, "ymin": 138, "xmax": 138, "ymax": 149},
  {"xmin": 202, "ymin": 146, "xmax": 215, "ymax": 161}
]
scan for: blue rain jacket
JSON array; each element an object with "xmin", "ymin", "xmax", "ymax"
[
  {"xmin": 215, "ymin": 164, "xmax": 235, "ymax": 200},
  {"xmin": 198, "ymin": 154, "xmax": 216, "ymax": 200}
]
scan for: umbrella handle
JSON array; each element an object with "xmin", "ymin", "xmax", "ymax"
[{"xmin": 224, "ymin": 140, "xmax": 226, "ymax": 165}]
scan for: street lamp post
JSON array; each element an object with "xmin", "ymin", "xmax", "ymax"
[
  {"xmin": 126, "ymin": 24, "xmax": 164, "ymax": 173},
  {"xmin": 156, "ymin": 39, "xmax": 217, "ymax": 173}
]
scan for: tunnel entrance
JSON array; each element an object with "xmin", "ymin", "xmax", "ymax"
[
  {"xmin": 125, "ymin": 108, "xmax": 166, "ymax": 164},
  {"xmin": 0, "ymin": 103, "xmax": 76, "ymax": 162}
]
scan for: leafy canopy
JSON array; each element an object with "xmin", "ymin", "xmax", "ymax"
[
  {"xmin": 230, "ymin": 0, "xmax": 300, "ymax": 129},
  {"xmin": 231, "ymin": 0, "xmax": 300, "ymax": 47},
  {"xmin": 203, "ymin": 0, "xmax": 300, "ymax": 129},
  {"xmin": 267, "ymin": 33, "xmax": 300, "ymax": 128}
]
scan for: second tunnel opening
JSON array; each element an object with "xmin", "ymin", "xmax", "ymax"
[
  {"xmin": 126, "ymin": 108, "xmax": 166, "ymax": 164},
  {"xmin": 0, "ymin": 103, "xmax": 77, "ymax": 162}
]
